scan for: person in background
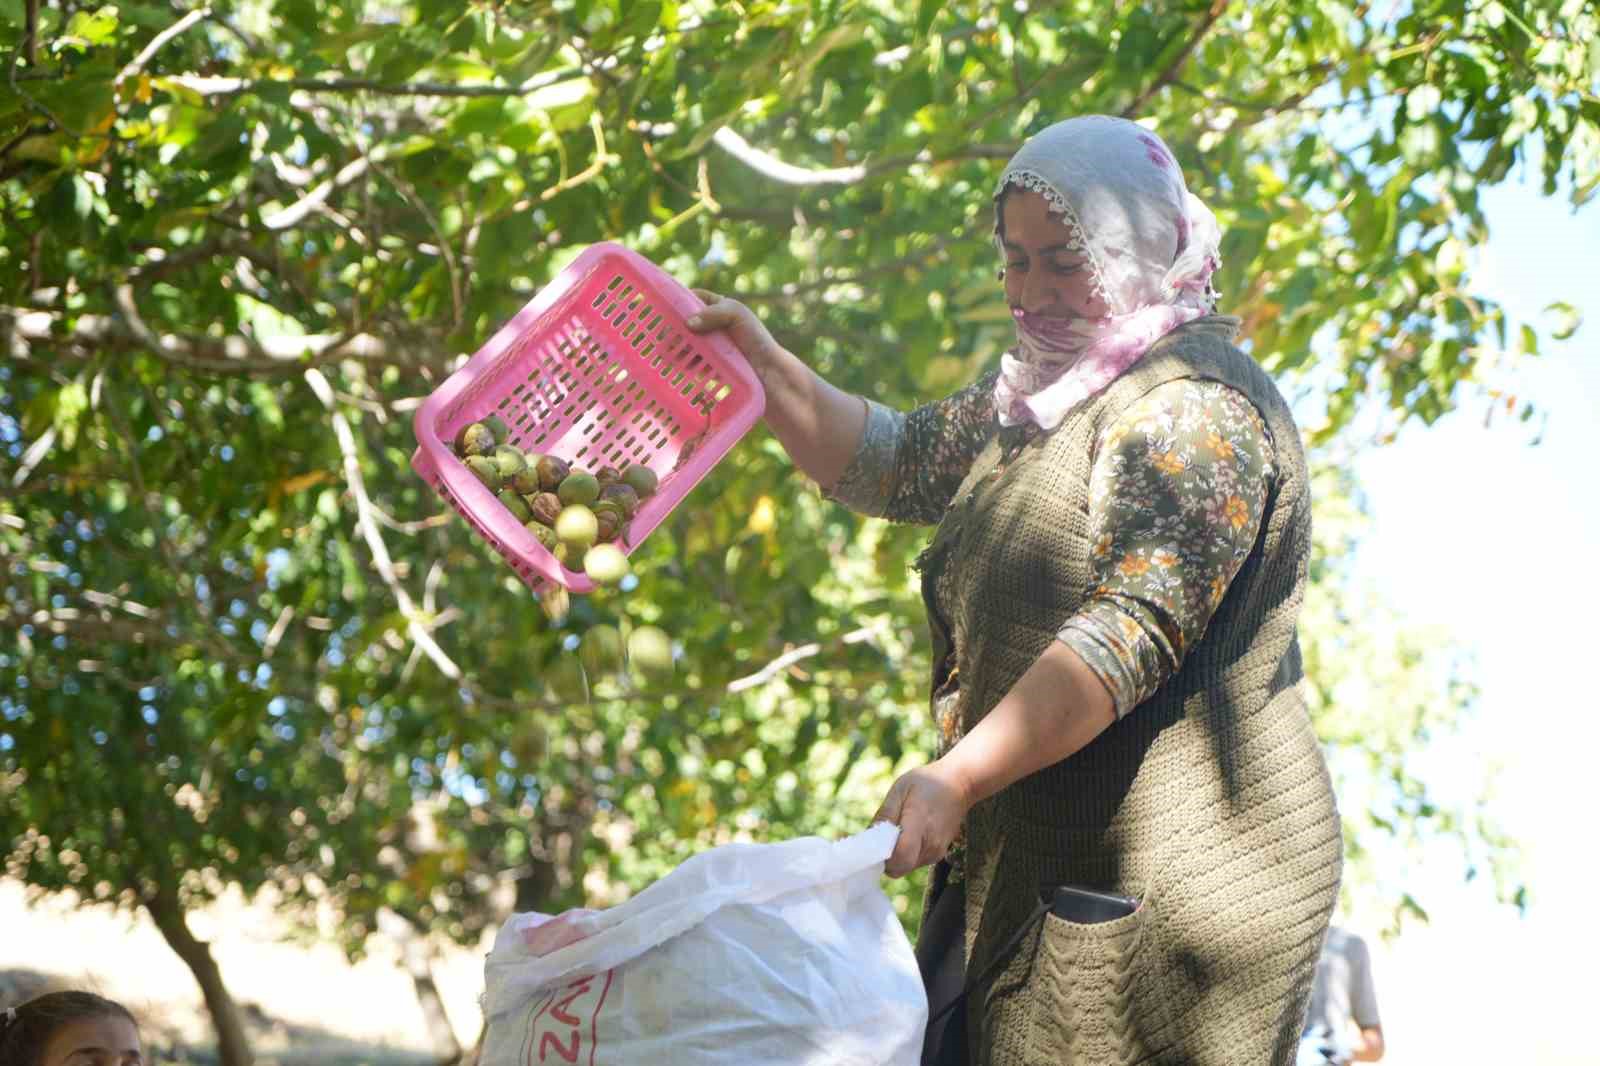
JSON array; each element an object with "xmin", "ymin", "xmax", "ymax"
[
  {"xmin": 1299, "ymin": 925, "xmax": 1385, "ymax": 1064},
  {"xmin": 0, "ymin": 990, "xmax": 144, "ymax": 1066}
]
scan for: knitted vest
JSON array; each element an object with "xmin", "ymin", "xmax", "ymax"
[{"xmin": 920, "ymin": 320, "xmax": 1342, "ymax": 1065}]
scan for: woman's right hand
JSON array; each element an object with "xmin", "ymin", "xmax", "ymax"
[
  {"xmin": 686, "ymin": 289, "xmax": 787, "ymax": 387},
  {"xmin": 684, "ymin": 286, "xmax": 867, "ymax": 489}
]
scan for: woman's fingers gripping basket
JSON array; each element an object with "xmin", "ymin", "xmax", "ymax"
[{"xmin": 410, "ymin": 244, "xmax": 765, "ymax": 595}]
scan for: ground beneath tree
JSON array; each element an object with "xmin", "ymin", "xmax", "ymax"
[{"xmin": 0, "ymin": 879, "xmax": 489, "ymax": 1065}]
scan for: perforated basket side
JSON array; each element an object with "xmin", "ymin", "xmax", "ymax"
[{"xmin": 412, "ymin": 243, "xmax": 763, "ymax": 592}]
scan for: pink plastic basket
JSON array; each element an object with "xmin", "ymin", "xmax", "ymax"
[{"xmin": 411, "ymin": 242, "xmax": 765, "ymax": 594}]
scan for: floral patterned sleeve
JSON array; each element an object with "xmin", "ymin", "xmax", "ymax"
[
  {"xmin": 825, "ymin": 369, "xmax": 1000, "ymax": 525},
  {"xmin": 1057, "ymin": 380, "xmax": 1276, "ymax": 718}
]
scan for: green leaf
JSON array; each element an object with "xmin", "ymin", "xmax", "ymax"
[
  {"xmin": 1544, "ymin": 301, "xmax": 1581, "ymax": 340},
  {"xmin": 61, "ymin": 6, "xmax": 121, "ymax": 50},
  {"xmin": 191, "ymin": 111, "xmax": 249, "ymax": 162},
  {"xmin": 451, "ymin": 98, "xmax": 509, "ymax": 139},
  {"xmin": 27, "ymin": 71, "xmax": 116, "ymax": 136}
]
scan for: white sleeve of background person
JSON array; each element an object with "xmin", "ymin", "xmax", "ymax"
[
  {"xmin": 479, "ymin": 822, "xmax": 927, "ymax": 1066},
  {"xmin": 1349, "ymin": 933, "xmax": 1382, "ymax": 1030}
]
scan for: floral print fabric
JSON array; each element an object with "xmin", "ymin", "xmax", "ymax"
[{"xmin": 827, "ymin": 370, "xmax": 1275, "ymax": 723}]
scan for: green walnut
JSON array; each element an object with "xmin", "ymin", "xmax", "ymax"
[
  {"xmin": 483, "ymin": 414, "xmax": 512, "ymax": 442},
  {"xmin": 525, "ymin": 520, "xmax": 560, "ymax": 551},
  {"xmin": 627, "ymin": 625, "xmax": 674, "ymax": 680},
  {"xmin": 508, "ymin": 462, "xmax": 542, "ymax": 495},
  {"xmin": 490, "ymin": 445, "xmax": 527, "ymax": 480},
  {"xmin": 598, "ymin": 482, "xmax": 640, "ymax": 518},
  {"xmin": 463, "ymin": 455, "xmax": 500, "ymax": 490},
  {"xmin": 536, "ymin": 455, "xmax": 571, "ymax": 493},
  {"xmin": 497, "ymin": 488, "xmax": 532, "ymax": 523},
  {"xmin": 582, "ymin": 543, "xmax": 630, "ymax": 586},
  {"xmin": 558, "ymin": 471, "xmax": 601, "ymax": 507},
  {"xmin": 555, "ymin": 504, "xmax": 599, "ymax": 550},
  {"xmin": 545, "ymin": 654, "xmax": 589, "ymax": 704},
  {"xmin": 455, "ymin": 422, "xmax": 496, "ymax": 457},
  {"xmin": 621, "ymin": 463, "xmax": 659, "ymax": 498},
  {"xmin": 579, "ymin": 624, "xmax": 626, "ymax": 678}
]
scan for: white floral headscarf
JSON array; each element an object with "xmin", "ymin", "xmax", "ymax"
[{"xmin": 993, "ymin": 115, "xmax": 1228, "ymax": 431}]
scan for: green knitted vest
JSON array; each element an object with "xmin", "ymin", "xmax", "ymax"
[{"xmin": 920, "ymin": 320, "xmax": 1342, "ymax": 1065}]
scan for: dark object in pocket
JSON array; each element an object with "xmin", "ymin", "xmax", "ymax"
[{"xmin": 1047, "ymin": 884, "xmax": 1139, "ymax": 925}]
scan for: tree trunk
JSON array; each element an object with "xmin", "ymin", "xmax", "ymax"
[
  {"xmin": 405, "ymin": 945, "xmax": 463, "ymax": 1064},
  {"xmin": 142, "ymin": 882, "xmax": 255, "ymax": 1066},
  {"xmin": 380, "ymin": 909, "xmax": 465, "ymax": 1064}
]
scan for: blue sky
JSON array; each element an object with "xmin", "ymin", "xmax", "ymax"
[{"xmin": 1342, "ymin": 169, "xmax": 1598, "ymax": 1062}]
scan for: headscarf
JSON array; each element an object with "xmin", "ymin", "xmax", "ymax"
[{"xmin": 991, "ymin": 115, "xmax": 1228, "ymax": 431}]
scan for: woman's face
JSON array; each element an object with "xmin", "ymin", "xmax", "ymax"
[
  {"xmin": 40, "ymin": 1016, "xmax": 143, "ymax": 1066},
  {"xmin": 1000, "ymin": 189, "xmax": 1109, "ymax": 319}
]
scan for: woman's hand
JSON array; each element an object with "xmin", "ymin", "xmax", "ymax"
[
  {"xmin": 873, "ymin": 758, "xmax": 974, "ymax": 878},
  {"xmin": 686, "ymin": 289, "xmax": 787, "ymax": 387}
]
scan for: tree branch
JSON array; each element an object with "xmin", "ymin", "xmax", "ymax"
[
  {"xmin": 116, "ymin": 7, "xmax": 212, "ymax": 88},
  {"xmin": 1122, "ymin": 0, "xmax": 1231, "ymax": 118},
  {"xmin": 5, "ymin": 303, "xmax": 426, "ymax": 375},
  {"xmin": 261, "ymin": 151, "xmax": 382, "ymax": 231},
  {"xmin": 162, "ymin": 64, "xmax": 597, "ymax": 100},
  {"xmin": 304, "ymin": 368, "xmax": 462, "ymax": 682},
  {"xmin": 23, "ymin": 0, "xmax": 38, "ymax": 66},
  {"xmin": 539, "ymin": 110, "xmax": 618, "ymax": 202},
  {"xmin": 712, "ymin": 127, "xmax": 868, "ymax": 186},
  {"xmin": 712, "ymin": 126, "xmax": 1014, "ymax": 188},
  {"xmin": 726, "ymin": 627, "xmax": 876, "ymax": 692}
]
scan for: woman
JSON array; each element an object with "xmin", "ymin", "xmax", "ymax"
[
  {"xmin": 687, "ymin": 115, "xmax": 1341, "ymax": 1065},
  {"xmin": 0, "ymin": 990, "xmax": 144, "ymax": 1066}
]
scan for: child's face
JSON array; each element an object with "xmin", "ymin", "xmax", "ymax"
[{"xmin": 41, "ymin": 1015, "xmax": 143, "ymax": 1066}]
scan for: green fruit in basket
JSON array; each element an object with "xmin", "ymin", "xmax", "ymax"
[
  {"xmin": 483, "ymin": 414, "xmax": 512, "ymax": 442},
  {"xmin": 497, "ymin": 489, "xmax": 532, "ymax": 523},
  {"xmin": 463, "ymin": 455, "xmax": 500, "ymax": 490},
  {"xmin": 558, "ymin": 471, "xmax": 601, "ymax": 507},
  {"xmin": 582, "ymin": 543, "xmax": 630, "ymax": 586},
  {"xmin": 579, "ymin": 624, "xmax": 625, "ymax": 677},
  {"xmin": 490, "ymin": 445, "xmax": 527, "ymax": 479},
  {"xmin": 627, "ymin": 625, "xmax": 674, "ymax": 680},
  {"xmin": 536, "ymin": 455, "xmax": 571, "ymax": 492},
  {"xmin": 528, "ymin": 492, "xmax": 563, "ymax": 527},
  {"xmin": 598, "ymin": 482, "xmax": 640, "ymax": 518},
  {"xmin": 622, "ymin": 463, "xmax": 659, "ymax": 498},
  {"xmin": 525, "ymin": 520, "xmax": 560, "ymax": 551},
  {"xmin": 508, "ymin": 464, "xmax": 542, "ymax": 495},
  {"xmin": 555, "ymin": 504, "xmax": 599, "ymax": 550},
  {"xmin": 456, "ymin": 422, "xmax": 496, "ymax": 457}
]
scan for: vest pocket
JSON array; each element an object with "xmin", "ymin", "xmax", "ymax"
[{"xmin": 1023, "ymin": 905, "xmax": 1148, "ymax": 1065}]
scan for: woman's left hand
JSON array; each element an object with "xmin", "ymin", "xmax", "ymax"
[{"xmin": 873, "ymin": 759, "xmax": 973, "ymax": 878}]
